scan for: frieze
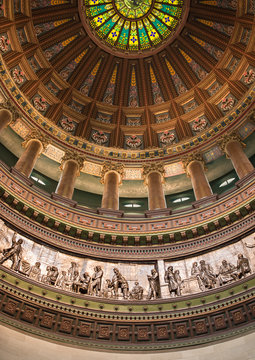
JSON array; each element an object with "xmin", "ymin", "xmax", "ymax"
[{"xmin": 1, "ymin": 221, "xmax": 255, "ymax": 301}]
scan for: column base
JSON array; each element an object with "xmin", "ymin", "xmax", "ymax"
[
  {"xmin": 235, "ymin": 169, "xmax": 255, "ymax": 188},
  {"xmin": 192, "ymin": 194, "xmax": 218, "ymax": 209},
  {"xmin": 145, "ymin": 208, "xmax": 172, "ymax": 218},
  {"xmin": 51, "ymin": 192, "xmax": 77, "ymax": 208},
  {"xmin": 97, "ymin": 208, "xmax": 124, "ymax": 218},
  {"xmin": 10, "ymin": 167, "xmax": 33, "ymax": 186}
]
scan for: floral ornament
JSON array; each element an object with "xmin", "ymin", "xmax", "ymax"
[
  {"xmin": 59, "ymin": 117, "xmax": 76, "ymax": 132},
  {"xmin": 191, "ymin": 117, "xmax": 208, "ymax": 133},
  {"xmin": 159, "ymin": 130, "xmax": 176, "ymax": 145},
  {"xmin": 243, "ymin": 69, "xmax": 255, "ymax": 85},
  {"xmin": 91, "ymin": 130, "xmax": 108, "ymax": 145},
  {"xmin": 0, "ymin": 35, "xmax": 10, "ymax": 52},
  {"xmin": 220, "ymin": 96, "xmax": 235, "ymax": 112},
  {"xmin": 126, "ymin": 135, "xmax": 142, "ymax": 149},
  {"xmin": 33, "ymin": 96, "xmax": 48, "ymax": 112},
  {"xmin": 12, "ymin": 68, "xmax": 25, "ymax": 85}
]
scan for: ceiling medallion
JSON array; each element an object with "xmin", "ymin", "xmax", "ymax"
[{"xmin": 79, "ymin": 0, "xmax": 189, "ymax": 58}]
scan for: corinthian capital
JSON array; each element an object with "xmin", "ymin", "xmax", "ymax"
[
  {"xmin": 60, "ymin": 150, "xmax": 86, "ymax": 175},
  {"xmin": 23, "ymin": 129, "xmax": 50, "ymax": 151},
  {"xmin": 182, "ymin": 152, "xmax": 206, "ymax": 177},
  {"xmin": 143, "ymin": 162, "xmax": 165, "ymax": 184},
  {"xmin": 0, "ymin": 98, "xmax": 20, "ymax": 122},
  {"xmin": 218, "ymin": 132, "xmax": 245, "ymax": 154},
  {"xmin": 100, "ymin": 161, "xmax": 124, "ymax": 184}
]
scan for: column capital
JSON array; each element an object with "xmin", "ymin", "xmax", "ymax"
[
  {"xmin": 0, "ymin": 98, "xmax": 20, "ymax": 123},
  {"xmin": 182, "ymin": 152, "xmax": 206, "ymax": 177},
  {"xmin": 218, "ymin": 132, "xmax": 245, "ymax": 155},
  {"xmin": 100, "ymin": 161, "xmax": 124, "ymax": 184},
  {"xmin": 23, "ymin": 129, "xmax": 50, "ymax": 151},
  {"xmin": 142, "ymin": 162, "xmax": 165, "ymax": 184},
  {"xmin": 60, "ymin": 151, "xmax": 86, "ymax": 176}
]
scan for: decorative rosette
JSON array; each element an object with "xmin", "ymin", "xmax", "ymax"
[
  {"xmin": 243, "ymin": 69, "xmax": 255, "ymax": 85},
  {"xmin": 0, "ymin": 35, "xmax": 10, "ymax": 52},
  {"xmin": 126, "ymin": 135, "xmax": 142, "ymax": 148},
  {"xmin": 159, "ymin": 130, "xmax": 176, "ymax": 145},
  {"xmin": 59, "ymin": 117, "xmax": 76, "ymax": 132},
  {"xmin": 221, "ymin": 96, "xmax": 235, "ymax": 112},
  {"xmin": 12, "ymin": 68, "xmax": 25, "ymax": 85},
  {"xmin": 191, "ymin": 117, "xmax": 208, "ymax": 133},
  {"xmin": 91, "ymin": 130, "xmax": 108, "ymax": 145},
  {"xmin": 33, "ymin": 96, "xmax": 47, "ymax": 112}
]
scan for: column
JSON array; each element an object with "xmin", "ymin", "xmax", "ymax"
[
  {"xmin": 219, "ymin": 133, "xmax": 254, "ymax": 179},
  {"xmin": 100, "ymin": 162, "xmax": 124, "ymax": 210},
  {"xmin": 183, "ymin": 153, "xmax": 213, "ymax": 201},
  {"xmin": 56, "ymin": 151, "xmax": 85, "ymax": 199},
  {"xmin": 14, "ymin": 130, "xmax": 49, "ymax": 177},
  {"xmin": 0, "ymin": 99, "xmax": 19, "ymax": 132},
  {"xmin": 143, "ymin": 162, "xmax": 166, "ymax": 210}
]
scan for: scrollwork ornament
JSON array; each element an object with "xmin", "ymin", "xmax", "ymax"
[
  {"xmin": 60, "ymin": 151, "xmax": 86, "ymax": 175},
  {"xmin": 22, "ymin": 129, "xmax": 50, "ymax": 151},
  {"xmin": 100, "ymin": 161, "xmax": 124, "ymax": 184},
  {"xmin": 142, "ymin": 162, "xmax": 165, "ymax": 184},
  {"xmin": 182, "ymin": 152, "xmax": 206, "ymax": 177},
  {"xmin": 218, "ymin": 132, "xmax": 245, "ymax": 157}
]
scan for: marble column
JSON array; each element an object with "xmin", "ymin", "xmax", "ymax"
[
  {"xmin": 0, "ymin": 109, "xmax": 12, "ymax": 133},
  {"xmin": 143, "ymin": 162, "xmax": 166, "ymax": 210},
  {"xmin": 56, "ymin": 152, "xmax": 85, "ymax": 200},
  {"xmin": 14, "ymin": 130, "xmax": 49, "ymax": 177},
  {"xmin": 219, "ymin": 133, "xmax": 254, "ymax": 179},
  {"xmin": 100, "ymin": 162, "xmax": 124, "ymax": 210},
  {"xmin": 0, "ymin": 99, "xmax": 19, "ymax": 133},
  {"xmin": 183, "ymin": 153, "xmax": 213, "ymax": 201}
]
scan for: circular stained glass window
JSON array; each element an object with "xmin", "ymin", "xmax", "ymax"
[{"xmin": 80, "ymin": 0, "xmax": 188, "ymax": 57}]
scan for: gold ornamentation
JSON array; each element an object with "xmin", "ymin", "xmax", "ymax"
[
  {"xmin": 0, "ymin": 98, "xmax": 20, "ymax": 123},
  {"xmin": 60, "ymin": 150, "xmax": 86, "ymax": 175},
  {"xmin": 218, "ymin": 132, "xmax": 245, "ymax": 156},
  {"xmin": 142, "ymin": 162, "xmax": 165, "ymax": 184},
  {"xmin": 22, "ymin": 129, "xmax": 50, "ymax": 151},
  {"xmin": 182, "ymin": 152, "xmax": 206, "ymax": 177},
  {"xmin": 100, "ymin": 161, "xmax": 124, "ymax": 184}
]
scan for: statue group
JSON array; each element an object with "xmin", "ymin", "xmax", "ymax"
[{"xmin": 0, "ymin": 233, "xmax": 252, "ymax": 300}]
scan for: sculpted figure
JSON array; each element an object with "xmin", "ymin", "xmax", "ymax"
[
  {"xmin": 130, "ymin": 281, "xmax": 143, "ymax": 300},
  {"xmin": 79, "ymin": 272, "xmax": 91, "ymax": 294},
  {"xmin": 103, "ymin": 279, "xmax": 114, "ymax": 298},
  {"xmin": 112, "ymin": 268, "xmax": 129, "ymax": 299},
  {"xmin": 0, "ymin": 237, "xmax": 23, "ymax": 271},
  {"xmin": 48, "ymin": 266, "xmax": 59, "ymax": 286},
  {"xmin": 91, "ymin": 266, "xmax": 103, "ymax": 296},
  {"xmin": 68, "ymin": 262, "xmax": 78, "ymax": 282},
  {"xmin": 29, "ymin": 262, "xmax": 41, "ymax": 281},
  {"xmin": 56, "ymin": 271, "xmax": 69, "ymax": 290},
  {"xmin": 197, "ymin": 260, "xmax": 216, "ymax": 291},
  {"xmin": 41, "ymin": 265, "xmax": 51, "ymax": 284},
  {"xmin": 147, "ymin": 269, "xmax": 160, "ymax": 299},
  {"xmin": 164, "ymin": 266, "xmax": 182, "ymax": 297},
  {"xmin": 237, "ymin": 254, "xmax": 251, "ymax": 278},
  {"xmin": 218, "ymin": 260, "xmax": 237, "ymax": 286}
]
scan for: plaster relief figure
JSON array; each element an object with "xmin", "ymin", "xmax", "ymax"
[
  {"xmin": 130, "ymin": 281, "xmax": 144, "ymax": 300},
  {"xmin": 112, "ymin": 268, "xmax": 129, "ymax": 299},
  {"xmin": 164, "ymin": 266, "xmax": 182, "ymax": 297},
  {"xmin": 56, "ymin": 271, "xmax": 69, "ymax": 290},
  {"xmin": 191, "ymin": 260, "xmax": 216, "ymax": 291},
  {"xmin": 147, "ymin": 269, "xmax": 160, "ymax": 299},
  {"xmin": 0, "ymin": 234, "xmax": 23, "ymax": 271},
  {"xmin": 78, "ymin": 272, "xmax": 91, "ymax": 294},
  {"xmin": 237, "ymin": 254, "xmax": 251, "ymax": 278},
  {"xmin": 91, "ymin": 266, "xmax": 103, "ymax": 296},
  {"xmin": 29, "ymin": 262, "xmax": 41, "ymax": 281},
  {"xmin": 218, "ymin": 260, "xmax": 237, "ymax": 286},
  {"xmin": 103, "ymin": 279, "xmax": 114, "ymax": 298}
]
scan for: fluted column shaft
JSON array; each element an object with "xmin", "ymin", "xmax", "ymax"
[
  {"xmin": 14, "ymin": 139, "xmax": 43, "ymax": 177},
  {"xmin": 147, "ymin": 172, "xmax": 166, "ymax": 210},
  {"xmin": 0, "ymin": 109, "xmax": 12, "ymax": 132},
  {"xmin": 56, "ymin": 160, "xmax": 79, "ymax": 199},
  {"xmin": 187, "ymin": 160, "xmax": 213, "ymax": 200},
  {"xmin": 101, "ymin": 171, "xmax": 120, "ymax": 210},
  {"xmin": 225, "ymin": 140, "xmax": 254, "ymax": 179}
]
